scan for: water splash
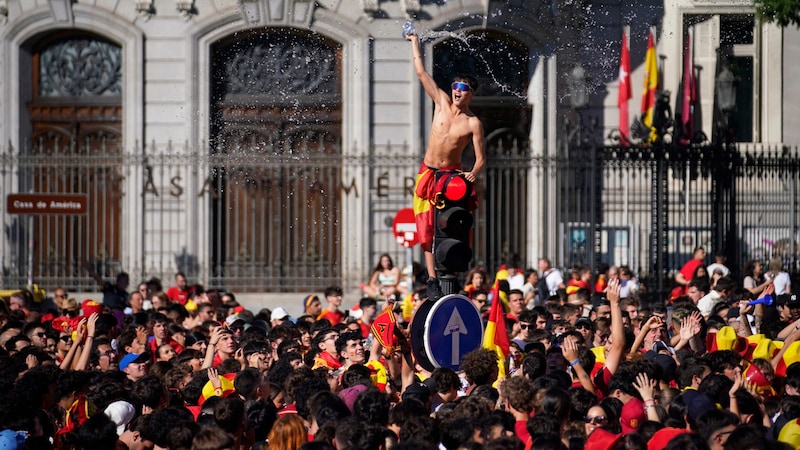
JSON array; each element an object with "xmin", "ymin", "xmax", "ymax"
[{"xmin": 415, "ymin": 27, "xmax": 528, "ymax": 100}]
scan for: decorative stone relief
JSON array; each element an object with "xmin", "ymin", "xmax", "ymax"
[
  {"xmin": 39, "ymin": 38, "xmax": 122, "ymax": 97},
  {"xmin": 220, "ymin": 35, "xmax": 339, "ymax": 98},
  {"xmin": 135, "ymin": 0, "xmax": 155, "ymax": 20},
  {"xmin": 0, "ymin": 0, "xmax": 8, "ymax": 24},
  {"xmin": 177, "ymin": 0, "xmax": 195, "ymax": 20}
]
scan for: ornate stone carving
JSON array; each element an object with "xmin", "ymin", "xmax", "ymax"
[
  {"xmin": 135, "ymin": 0, "xmax": 155, "ymax": 20},
  {"xmin": 0, "ymin": 0, "xmax": 8, "ymax": 24},
  {"xmin": 39, "ymin": 38, "xmax": 122, "ymax": 97},
  {"xmin": 176, "ymin": 0, "xmax": 195, "ymax": 20},
  {"xmin": 220, "ymin": 34, "xmax": 339, "ymax": 98}
]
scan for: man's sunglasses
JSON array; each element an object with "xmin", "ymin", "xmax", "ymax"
[{"xmin": 452, "ymin": 82, "xmax": 472, "ymax": 92}]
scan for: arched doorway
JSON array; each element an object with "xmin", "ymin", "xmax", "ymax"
[
  {"xmin": 22, "ymin": 32, "xmax": 123, "ymax": 286},
  {"xmin": 209, "ymin": 28, "xmax": 343, "ymax": 291}
]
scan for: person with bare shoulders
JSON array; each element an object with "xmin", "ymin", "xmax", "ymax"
[{"xmin": 406, "ymin": 31, "xmax": 486, "ymax": 300}]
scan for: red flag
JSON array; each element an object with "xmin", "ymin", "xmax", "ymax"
[
  {"xmin": 618, "ymin": 27, "xmax": 632, "ymax": 145},
  {"xmin": 679, "ymin": 27, "xmax": 696, "ymax": 145},
  {"xmin": 370, "ymin": 305, "xmax": 407, "ymax": 356},
  {"xmin": 641, "ymin": 29, "xmax": 659, "ymax": 142}
]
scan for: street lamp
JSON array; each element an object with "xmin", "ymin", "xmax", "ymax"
[{"xmin": 715, "ymin": 64, "xmax": 737, "ymax": 143}]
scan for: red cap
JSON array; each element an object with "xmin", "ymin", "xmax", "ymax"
[
  {"xmin": 620, "ymin": 397, "xmax": 646, "ymax": 433},
  {"xmin": 82, "ymin": 299, "xmax": 103, "ymax": 316},
  {"xmin": 647, "ymin": 428, "xmax": 690, "ymax": 450}
]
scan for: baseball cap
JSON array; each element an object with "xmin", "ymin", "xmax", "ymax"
[
  {"xmin": 644, "ymin": 351, "xmax": 677, "ymax": 383},
  {"xmin": 225, "ymin": 314, "xmax": 245, "ymax": 327},
  {"xmin": 402, "ymin": 381, "xmax": 431, "ymax": 403},
  {"xmin": 82, "ymin": 299, "xmax": 103, "ymax": 316},
  {"xmin": 620, "ymin": 397, "xmax": 645, "ymax": 433},
  {"xmin": 575, "ymin": 317, "xmax": 593, "ymax": 330},
  {"xmin": 104, "ymin": 400, "xmax": 135, "ymax": 436},
  {"xmin": 682, "ymin": 390, "xmax": 716, "ymax": 423},
  {"xmin": 119, "ymin": 352, "xmax": 151, "ymax": 371},
  {"xmin": 270, "ymin": 307, "xmax": 290, "ymax": 322},
  {"xmin": 647, "ymin": 428, "xmax": 690, "ymax": 450}
]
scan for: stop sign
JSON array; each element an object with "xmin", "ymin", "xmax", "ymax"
[{"xmin": 392, "ymin": 208, "xmax": 418, "ymax": 247}]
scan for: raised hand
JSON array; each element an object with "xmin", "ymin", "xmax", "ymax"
[
  {"xmin": 607, "ymin": 278, "xmax": 621, "ymax": 304},
  {"xmin": 633, "ymin": 372, "xmax": 656, "ymax": 401}
]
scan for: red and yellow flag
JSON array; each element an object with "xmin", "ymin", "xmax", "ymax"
[
  {"xmin": 489, "ymin": 265, "xmax": 509, "ymax": 314},
  {"xmin": 641, "ymin": 29, "xmax": 658, "ymax": 142},
  {"xmin": 482, "ymin": 282, "xmax": 510, "ymax": 380}
]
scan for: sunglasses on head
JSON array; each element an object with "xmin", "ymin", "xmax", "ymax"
[
  {"xmin": 584, "ymin": 415, "xmax": 607, "ymax": 425},
  {"xmin": 452, "ymin": 82, "xmax": 472, "ymax": 92}
]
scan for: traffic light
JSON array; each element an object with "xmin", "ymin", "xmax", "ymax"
[{"xmin": 433, "ymin": 171, "xmax": 473, "ymax": 274}]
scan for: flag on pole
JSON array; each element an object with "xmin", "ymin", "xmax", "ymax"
[
  {"xmin": 482, "ymin": 280, "xmax": 510, "ymax": 380},
  {"xmin": 641, "ymin": 29, "xmax": 659, "ymax": 142},
  {"xmin": 618, "ymin": 26, "xmax": 632, "ymax": 145},
  {"xmin": 679, "ymin": 27, "xmax": 696, "ymax": 145}
]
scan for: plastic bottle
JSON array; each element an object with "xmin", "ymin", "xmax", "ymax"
[{"xmin": 402, "ymin": 20, "xmax": 415, "ymax": 38}]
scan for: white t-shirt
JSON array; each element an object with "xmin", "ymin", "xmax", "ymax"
[
  {"xmin": 706, "ymin": 263, "xmax": 730, "ymax": 277},
  {"xmin": 773, "ymin": 271, "xmax": 791, "ymax": 295},
  {"xmin": 545, "ymin": 269, "xmax": 564, "ymax": 294},
  {"xmin": 508, "ymin": 273, "xmax": 525, "ymax": 291},
  {"xmin": 698, "ymin": 290, "xmax": 724, "ymax": 318}
]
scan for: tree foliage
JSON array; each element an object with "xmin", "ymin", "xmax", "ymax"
[{"xmin": 754, "ymin": 0, "xmax": 800, "ymax": 28}]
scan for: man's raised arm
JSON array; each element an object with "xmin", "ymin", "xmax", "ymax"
[{"xmin": 406, "ymin": 34, "xmax": 446, "ymax": 104}]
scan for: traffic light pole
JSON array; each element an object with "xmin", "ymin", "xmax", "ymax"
[{"xmin": 430, "ymin": 170, "xmax": 474, "ymax": 301}]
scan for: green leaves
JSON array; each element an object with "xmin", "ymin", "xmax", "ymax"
[{"xmin": 754, "ymin": 0, "xmax": 800, "ymax": 28}]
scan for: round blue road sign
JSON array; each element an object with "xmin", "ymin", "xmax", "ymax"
[{"xmin": 423, "ymin": 294, "xmax": 483, "ymax": 370}]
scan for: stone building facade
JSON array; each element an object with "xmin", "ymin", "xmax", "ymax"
[{"xmin": 0, "ymin": 0, "xmax": 795, "ymax": 294}]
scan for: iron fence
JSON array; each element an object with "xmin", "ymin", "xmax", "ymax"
[{"xmin": 1, "ymin": 141, "xmax": 798, "ymax": 297}]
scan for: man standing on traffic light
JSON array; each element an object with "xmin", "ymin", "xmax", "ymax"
[{"xmin": 406, "ymin": 30, "xmax": 486, "ymax": 300}]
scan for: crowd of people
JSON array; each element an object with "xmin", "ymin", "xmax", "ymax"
[{"xmin": 0, "ymin": 248, "xmax": 800, "ymax": 450}]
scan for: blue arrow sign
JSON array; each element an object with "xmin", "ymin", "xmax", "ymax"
[{"xmin": 423, "ymin": 294, "xmax": 483, "ymax": 370}]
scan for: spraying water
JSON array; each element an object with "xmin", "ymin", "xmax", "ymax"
[{"xmin": 407, "ymin": 21, "xmax": 528, "ymax": 100}]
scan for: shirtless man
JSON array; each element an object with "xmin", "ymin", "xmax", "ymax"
[{"xmin": 406, "ymin": 31, "xmax": 485, "ymax": 299}]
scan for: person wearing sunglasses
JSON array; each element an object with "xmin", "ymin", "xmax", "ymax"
[
  {"xmin": 24, "ymin": 322, "xmax": 48, "ymax": 349},
  {"xmin": 584, "ymin": 405, "xmax": 611, "ymax": 436},
  {"xmin": 405, "ymin": 29, "xmax": 486, "ymax": 300}
]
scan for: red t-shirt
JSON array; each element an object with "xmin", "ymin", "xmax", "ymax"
[
  {"xmin": 514, "ymin": 420, "xmax": 530, "ymax": 444},
  {"xmin": 318, "ymin": 309, "xmax": 345, "ymax": 326},
  {"xmin": 166, "ymin": 286, "xmax": 189, "ymax": 305},
  {"xmin": 147, "ymin": 336, "xmax": 183, "ymax": 357}
]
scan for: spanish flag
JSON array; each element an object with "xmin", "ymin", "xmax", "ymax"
[
  {"xmin": 490, "ymin": 265, "xmax": 510, "ymax": 313},
  {"xmin": 482, "ymin": 284, "xmax": 510, "ymax": 380},
  {"xmin": 641, "ymin": 29, "xmax": 658, "ymax": 142}
]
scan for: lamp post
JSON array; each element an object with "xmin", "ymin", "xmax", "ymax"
[{"xmin": 715, "ymin": 64, "xmax": 737, "ymax": 144}]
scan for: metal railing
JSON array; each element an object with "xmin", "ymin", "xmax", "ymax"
[{"xmin": 1, "ymin": 141, "xmax": 798, "ymax": 296}]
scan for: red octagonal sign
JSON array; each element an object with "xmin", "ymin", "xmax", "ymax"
[{"xmin": 392, "ymin": 208, "xmax": 418, "ymax": 248}]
